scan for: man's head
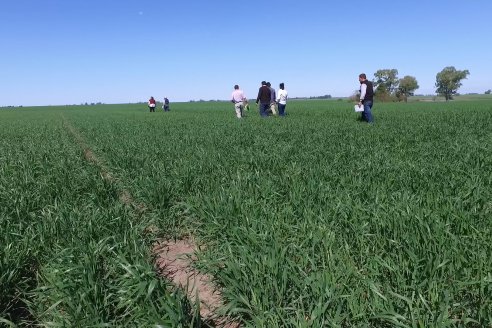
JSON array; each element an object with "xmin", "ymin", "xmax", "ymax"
[
  {"xmin": 279, "ymin": 83, "xmax": 284, "ymax": 90},
  {"xmin": 266, "ymin": 82, "xmax": 271, "ymax": 87},
  {"xmin": 261, "ymin": 81, "xmax": 267, "ymax": 86},
  {"xmin": 359, "ymin": 73, "xmax": 367, "ymax": 83},
  {"xmin": 234, "ymin": 85, "xmax": 239, "ymax": 90}
]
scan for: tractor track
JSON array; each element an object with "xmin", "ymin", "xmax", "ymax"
[{"xmin": 61, "ymin": 115, "xmax": 239, "ymax": 327}]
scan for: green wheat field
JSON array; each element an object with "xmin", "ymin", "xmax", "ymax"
[{"xmin": 1, "ymin": 99, "xmax": 491, "ymax": 327}]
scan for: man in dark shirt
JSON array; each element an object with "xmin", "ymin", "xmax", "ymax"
[
  {"xmin": 267, "ymin": 82, "xmax": 277, "ymax": 115},
  {"xmin": 163, "ymin": 97, "xmax": 170, "ymax": 111},
  {"xmin": 256, "ymin": 81, "xmax": 271, "ymax": 117},
  {"xmin": 358, "ymin": 73, "xmax": 374, "ymax": 123}
]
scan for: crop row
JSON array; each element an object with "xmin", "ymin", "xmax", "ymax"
[
  {"xmin": 1, "ymin": 100, "xmax": 491, "ymax": 327},
  {"xmin": 0, "ymin": 109, "xmax": 196, "ymax": 326},
  {"xmin": 65, "ymin": 100, "xmax": 492, "ymax": 326}
]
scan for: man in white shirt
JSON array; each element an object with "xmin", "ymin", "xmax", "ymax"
[
  {"xmin": 276, "ymin": 82, "xmax": 288, "ymax": 117},
  {"xmin": 231, "ymin": 85, "xmax": 246, "ymax": 118}
]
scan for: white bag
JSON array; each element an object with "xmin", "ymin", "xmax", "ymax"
[{"xmin": 354, "ymin": 104, "xmax": 363, "ymax": 112}]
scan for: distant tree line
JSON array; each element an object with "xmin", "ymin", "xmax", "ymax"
[
  {"xmin": 1, "ymin": 105, "xmax": 23, "ymax": 109},
  {"xmin": 353, "ymin": 66, "xmax": 470, "ymax": 102}
]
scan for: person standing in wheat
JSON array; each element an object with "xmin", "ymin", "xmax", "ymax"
[
  {"xmin": 358, "ymin": 73, "xmax": 374, "ymax": 123},
  {"xmin": 163, "ymin": 97, "xmax": 170, "ymax": 111},
  {"xmin": 276, "ymin": 82, "xmax": 288, "ymax": 117},
  {"xmin": 148, "ymin": 96, "xmax": 156, "ymax": 112},
  {"xmin": 256, "ymin": 81, "xmax": 271, "ymax": 118},
  {"xmin": 231, "ymin": 85, "xmax": 246, "ymax": 118},
  {"xmin": 267, "ymin": 82, "xmax": 277, "ymax": 115}
]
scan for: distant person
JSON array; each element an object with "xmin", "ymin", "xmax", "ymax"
[
  {"xmin": 231, "ymin": 85, "xmax": 246, "ymax": 118},
  {"xmin": 256, "ymin": 81, "xmax": 271, "ymax": 118},
  {"xmin": 276, "ymin": 82, "xmax": 288, "ymax": 117},
  {"xmin": 358, "ymin": 73, "xmax": 374, "ymax": 123},
  {"xmin": 163, "ymin": 97, "xmax": 170, "ymax": 111},
  {"xmin": 148, "ymin": 96, "xmax": 156, "ymax": 112},
  {"xmin": 267, "ymin": 82, "xmax": 277, "ymax": 115}
]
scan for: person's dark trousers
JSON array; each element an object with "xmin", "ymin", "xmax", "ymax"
[
  {"xmin": 259, "ymin": 103, "xmax": 269, "ymax": 117},
  {"xmin": 278, "ymin": 104, "xmax": 286, "ymax": 116},
  {"xmin": 149, "ymin": 107, "xmax": 155, "ymax": 112},
  {"xmin": 363, "ymin": 100, "xmax": 373, "ymax": 123}
]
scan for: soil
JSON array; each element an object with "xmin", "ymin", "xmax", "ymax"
[{"xmin": 154, "ymin": 240, "xmax": 240, "ymax": 327}]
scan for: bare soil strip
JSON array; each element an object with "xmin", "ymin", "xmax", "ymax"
[
  {"xmin": 62, "ymin": 116, "xmax": 238, "ymax": 327},
  {"xmin": 154, "ymin": 240, "xmax": 239, "ymax": 327}
]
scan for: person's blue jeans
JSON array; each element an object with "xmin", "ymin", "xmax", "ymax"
[
  {"xmin": 259, "ymin": 103, "xmax": 269, "ymax": 117},
  {"xmin": 362, "ymin": 100, "xmax": 373, "ymax": 123},
  {"xmin": 278, "ymin": 103, "xmax": 286, "ymax": 116}
]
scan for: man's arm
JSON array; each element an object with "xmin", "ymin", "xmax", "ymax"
[{"xmin": 359, "ymin": 84, "xmax": 367, "ymax": 103}]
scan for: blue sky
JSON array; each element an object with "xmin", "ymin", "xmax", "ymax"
[{"xmin": 1, "ymin": 0, "xmax": 491, "ymax": 106}]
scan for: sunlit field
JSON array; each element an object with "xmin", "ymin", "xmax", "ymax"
[{"xmin": 1, "ymin": 99, "xmax": 491, "ymax": 327}]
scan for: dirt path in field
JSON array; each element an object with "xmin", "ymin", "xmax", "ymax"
[
  {"xmin": 154, "ymin": 240, "xmax": 239, "ymax": 327},
  {"xmin": 62, "ymin": 116, "xmax": 239, "ymax": 327}
]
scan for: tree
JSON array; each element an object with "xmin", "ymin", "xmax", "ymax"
[
  {"xmin": 485, "ymin": 89, "xmax": 491, "ymax": 95},
  {"xmin": 397, "ymin": 76, "xmax": 419, "ymax": 102},
  {"xmin": 435, "ymin": 66, "xmax": 470, "ymax": 101},
  {"xmin": 374, "ymin": 69, "xmax": 399, "ymax": 95}
]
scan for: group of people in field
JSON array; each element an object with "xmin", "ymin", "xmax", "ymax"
[
  {"xmin": 233, "ymin": 73, "xmax": 373, "ymax": 123},
  {"xmin": 146, "ymin": 73, "xmax": 374, "ymax": 123},
  {"xmin": 147, "ymin": 96, "xmax": 170, "ymax": 112},
  {"xmin": 231, "ymin": 81, "xmax": 288, "ymax": 119}
]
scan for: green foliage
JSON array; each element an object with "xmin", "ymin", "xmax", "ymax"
[
  {"xmin": 1, "ymin": 101, "xmax": 492, "ymax": 326},
  {"xmin": 374, "ymin": 88, "xmax": 398, "ymax": 103},
  {"xmin": 397, "ymin": 76, "xmax": 419, "ymax": 102},
  {"xmin": 0, "ymin": 110, "xmax": 195, "ymax": 326},
  {"xmin": 374, "ymin": 69, "xmax": 399, "ymax": 95},
  {"xmin": 435, "ymin": 66, "xmax": 470, "ymax": 101},
  {"xmin": 485, "ymin": 89, "xmax": 491, "ymax": 95}
]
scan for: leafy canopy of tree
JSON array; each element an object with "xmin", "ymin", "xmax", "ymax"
[
  {"xmin": 374, "ymin": 69, "xmax": 399, "ymax": 94},
  {"xmin": 353, "ymin": 66, "xmax": 473, "ymax": 103},
  {"xmin": 435, "ymin": 66, "xmax": 470, "ymax": 101},
  {"xmin": 397, "ymin": 76, "xmax": 419, "ymax": 102}
]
